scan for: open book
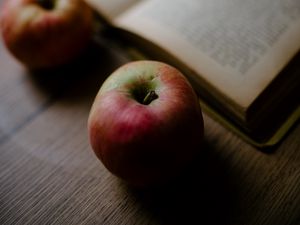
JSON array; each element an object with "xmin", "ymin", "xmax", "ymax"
[{"xmin": 86, "ymin": 0, "xmax": 300, "ymax": 148}]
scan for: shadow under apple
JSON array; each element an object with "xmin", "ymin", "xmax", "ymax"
[
  {"xmin": 25, "ymin": 38, "xmax": 130, "ymax": 104},
  {"xmin": 124, "ymin": 139, "xmax": 239, "ymax": 225}
]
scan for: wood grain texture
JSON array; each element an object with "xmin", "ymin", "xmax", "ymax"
[{"xmin": 0, "ymin": 23, "xmax": 300, "ymax": 225}]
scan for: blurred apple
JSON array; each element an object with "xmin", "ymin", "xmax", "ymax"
[
  {"xmin": 0, "ymin": 0, "xmax": 93, "ymax": 69},
  {"xmin": 88, "ymin": 60, "xmax": 204, "ymax": 187}
]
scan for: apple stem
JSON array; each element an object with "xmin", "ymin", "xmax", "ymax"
[
  {"xmin": 36, "ymin": 0, "xmax": 54, "ymax": 10},
  {"xmin": 142, "ymin": 90, "xmax": 158, "ymax": 105}
]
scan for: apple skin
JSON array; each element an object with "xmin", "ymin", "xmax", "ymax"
[
  {"xmin": 88, "ymin": 61, "xmax": 204, "ymax": 187},
  {"xmin": 0, "ymin": 0, "xmax": 93, "ymax": 69}
]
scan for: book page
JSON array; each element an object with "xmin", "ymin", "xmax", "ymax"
[
  {"xmin": 86, "ymin": 0, "xmax": 143, "ymax": 20},
  {"xmin": 115, "ymin": 0, "xmax": 300, "ymax": 109}
]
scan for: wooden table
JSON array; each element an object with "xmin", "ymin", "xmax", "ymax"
[{"xmin": 1, "ymin": 31, "xmax": 300, "ymax": 225}]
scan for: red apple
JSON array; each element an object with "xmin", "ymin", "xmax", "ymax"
[
  {"xmin": 0, "ymin": 0, "xmax": 93, "ymax": 69},
  {"xmin": 88, "ymin": 60, "xmax": 204, "ymax": 187}
]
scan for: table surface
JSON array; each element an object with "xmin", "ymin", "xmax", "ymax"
[{"xmin": 1, "ymin": 28, "xmax": 300, "ymax": 225}]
